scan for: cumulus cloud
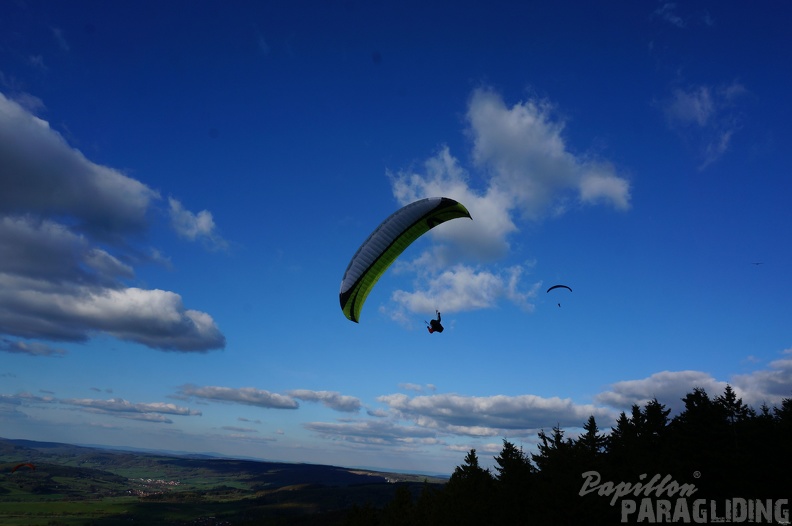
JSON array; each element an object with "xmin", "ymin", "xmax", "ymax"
[
  {"xmin": 596, "ymin": 370, "xmax": 728, "ymax": 414},
  {"xmin": 660, "ymin": 82, "xmax": 747, "ymax": 169},
  {"xmin": 389, "ymin": 264, "xmax": 540, "ymax": 319},
  {"xmin": 169, "ymin": 198, "xmax": 227, "ymax": 250},
  {"xmin": 178, "ymin": 386, "xmax": 363, "ymax": 413},
  {"xmin": 597, "ymin": 355, "xmax": 792, "ymax": 414},
  {"xmin": 60, "ymin": 398, "xmax": 202, "ymax": 422},
  {"xmin": 1, "ymin": 392, "xmax": 55, "ymax": 405},
  {"xmin": 178, "ymin": 385, "xmax": 298, "ymax": 409},
  {"xmin": 384, "ymin": 88, "xmax": 630, "ymax": 317},
  {"xmin": 0, "ymin": 273, "xmax": 225, "ymax": 351},
  {"xmin": 304, "ymin": 353, "xmax": 792, "ymax": 449},
  {"xmin": 0, "ymin": 92, "xmax": 226, "ymax": 352},
  {"xmin": 0, "ymin": 392, "xmax": 199, "ymax": 424},
  {"xmin": 390, "ymin": 147, "xmax": 517, "ymax": 260},
  {"xmin": 732, "ymin": 348, "xmax": 792, "ymax": 406},
  {"xmin": 304, "ymin": 419, "xmax": 441, "ymax": 446},
  {"xmin": 466, "ymin": 88, "xmax": 631, "ymax": 217},
  {"xmin": 0, "ymin": 92, "xmax": 158, "ymax": 237},
  {"xmin": 0, "ymin": 338, "xmax": 66, "ymax": 356},
  {"xmin": 288, "ymin": 390, "xmax": 362, "ymax": 413},
  {"xmin": 378, "ymin": 392, "xmax": 616, "ymax": 437}
]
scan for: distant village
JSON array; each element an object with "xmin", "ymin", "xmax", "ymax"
[{"xmin": 127, "ymin": 477, "xmax": 181, "ymax": 497}]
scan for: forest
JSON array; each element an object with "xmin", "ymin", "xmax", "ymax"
[{"xmin": 344, "ymin": 385, "xmax": 792, "ymax": 525}]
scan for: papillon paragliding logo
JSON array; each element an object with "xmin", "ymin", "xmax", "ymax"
[{"xmin": 579, "ymin": 470, "xmax": 791, "ymax": 524}]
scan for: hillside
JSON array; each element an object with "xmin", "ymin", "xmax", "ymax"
[{"xmin": 0, "ymin": 437, "xmax": 444, "ymax": 525}]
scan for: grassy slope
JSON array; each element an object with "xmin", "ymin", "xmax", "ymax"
[{"xmin": 0, "ymin": 437, "xmax": 444, "ymax": 525}]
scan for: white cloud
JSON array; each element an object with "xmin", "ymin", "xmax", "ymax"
[
  {"xmin": 579, "ymin": 164, "xmax": 632, "ymax": 209},
  {"xmin": 390, "ymin": 147, "xmax": 517, "ymax": 260},
  {"xmin": 665, "ymin": 86, "xmax": 714, "ymax": 127},
  {"xmin": 660, "ymin": 82, "xmax": 747, "ymax": 169},
  {"xmin": 177, "ymin": 386, "xmax": 362, "ymax": 413},
  {"xmin": 732, "ymin": 348, "xmax": 792, "ymax": 406},
  {"xmin": 597, "ymin": 353, "xmax": 792, "ymax": 414},
  {"xmin": 389, "ymin": 264, "xmax": 540, "ymax": 317},
  {"xmin": 10, "ymin": 92, "xmax": 46, "ymax": 114},
  {"xmin": 0, "ymin": 273, "xmax": 225, "ymax": 351},
  {"xmin": 221, "ymin": 426, "xmax": 258, "ymax": 433},
  {"xmin": 467, "ymin": 88, "xmax": 631, "ymax": 216},
  {"xmin": 61, "ymin": 397, "xmax": 201, "ymax": 418},
  {"xmin": 168, "ymin": 198, "xmax": 227, "ymax": 250},
  {"xmin": 651, "ymin": 3, "xmax": 715, "ymax": 29},
  {"xmin": 0, "ymin": 339, "xmax": 66, "ymax": 357},
  {"xmin": 652, "ymin": 3, "xmax": 686, "ymax": 28},
  {"xmin": 390, "ymin": 89, "xmax": 631, "ymax": 258},
  {"xmin": 304, "ymin": 419, "xmax": 441, "ymax": 446},
  {"xmin": 288, "ymin": 390, "xmax": 362, "ymax": 413},
  {"xmin": 0, "ymin": 92, "xmax": 158, "ymax": 237},
  {"xmin": 385, "ymin": 88, "xmax": 630, "ymax": 317},
  {"xmin": 378, "ymin": 392, "xmax": 616, "ymax": 437},
  {"xmin": 178, "ymin": 385, "xmax": 299, "ymax": 409},
  {"xmin": 0, "ymin": 92, "xmax": 226, "ymax": 352},
  {"xmin": 596, "ymin": 370, "xmax": 728, "ymax": 414},
  {"xmin": 0, "ymin": 392, "xmax": 200, "ymax": 424},
  {"xmin": 306, "ymin": 352, "xmax": 792, "ymax": 449}
]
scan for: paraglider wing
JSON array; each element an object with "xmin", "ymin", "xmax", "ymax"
[
  {"xmin": 11, "ymin": 463, "xmax": 35, "ymax": 473},
  {"xmin": 546, "ymin": 284, "xmax": 572, "ymax": 293},
  {"xmin": 340, "ymin": 197, "xmax": 472, "ymax": 322}
]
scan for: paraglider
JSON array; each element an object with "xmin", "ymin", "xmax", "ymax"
[
  {"xmin": 426, "ymin": 310, "xmax": 444, "ymax": 334},
  {"xmin": 546, "ymin": 284, "xmax": 572, "ymax": 307},
  {"xmin": 340, "ymin": 197, "xmax": 472, "ymax": 323},
  {"xmin": 10, "ymin": 463, "xmax": 35, "ymax": 473}
]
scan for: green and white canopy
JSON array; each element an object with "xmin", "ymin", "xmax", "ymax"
[{"xmin": 340, "ymin": 197, "xmax": 472, "ymax": 323}]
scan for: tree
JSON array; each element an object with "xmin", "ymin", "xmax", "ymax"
[
  {"xmin": 606, "ymin": 399, "xmax": 671, "ymax": 476},
  {"xmin": 449, "ymin": 449, "xmax": 491, "ymax": 487},
  {"xmin": 444, "ymin": 449, "xmax": 494, "ymax": 525},
  {"xmin": 493, "ymin": 439, "xmax": 533, "ymax": 486},
  {"xmin": 714, "ymin": 384, "xmax": 752, "ymax": 424},
  {"xmin": 492, "ymin": 440, "xmax": 534, "ymax": 522},
  {"xmin": 576, "ymin": 415, "xmax": 606, "ymax": 458},
  {"xmin": 380, "ymin": 484, "xmax": 415, "ymax": 526}
]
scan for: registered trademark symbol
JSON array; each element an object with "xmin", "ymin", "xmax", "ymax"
[{"xmin": 693, "ymin": 471, "xmax": 701, "ymax": 478}]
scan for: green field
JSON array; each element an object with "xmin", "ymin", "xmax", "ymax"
[{"xmin": 1, "ymin": 438, "xmax": 444, "ymax": 525}]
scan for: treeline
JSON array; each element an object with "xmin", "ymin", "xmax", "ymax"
[{"xmin": 344, "ymin": 386, "xmax": 792, "ymax": 525}]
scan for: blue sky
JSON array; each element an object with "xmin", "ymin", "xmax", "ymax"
[{"xmin": 1, "ymin": 0, "xmax": 790, "ymax": 475}]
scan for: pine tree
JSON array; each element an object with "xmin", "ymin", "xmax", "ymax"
[
  {"xmin": 576, "ymin": 415, "xmax": 606, "ymax": 457},
  {"xmin": 444, "ymin": 449, "xmax": 493, "ymax": 525},
  {"xmin": 714, "ymin": 384, "xmax": 752, "ymax": 424}
]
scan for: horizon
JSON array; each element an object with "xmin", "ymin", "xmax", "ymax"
[
  {"xmin": 1, "ymin": 1, "xmax": 790, "ymax": 476},
  {"xmin": 0, "ymin": 435, "xmax": 451, "ymax": 479}
]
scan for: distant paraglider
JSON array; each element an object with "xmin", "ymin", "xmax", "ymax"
[
  {"xmin": 340, "ymin": 197, "xmax": 472, "ymax": 323},
  {"xmin": 547, "ymin": 284, "xmax": 572, "ymax": 307},
  {"xmin": 10, "ymin": 463, "xmax": 35, "ymax": 473}
]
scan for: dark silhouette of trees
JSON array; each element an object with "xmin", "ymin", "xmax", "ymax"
[
  {"xmin": 443, "ymin": 449, "xmax": 494, "ymax": 524},
  {"xmin": 357, "ymin": 385, "xmax": 792, "ymax": 525},
  {"xmin": 492, "ymin": 440, "xmax": 534, "ymax": 522}
]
